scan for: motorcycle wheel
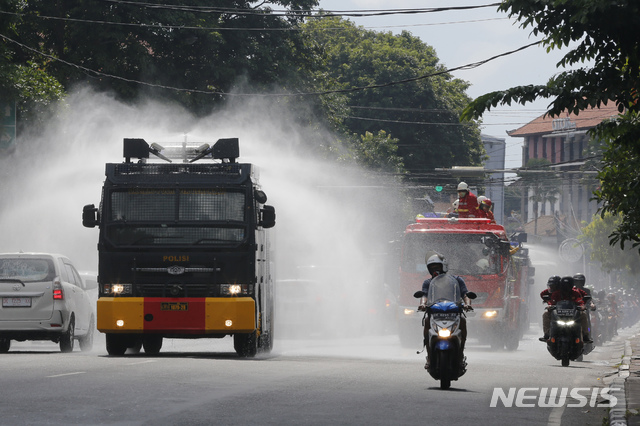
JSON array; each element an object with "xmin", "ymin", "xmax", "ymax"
[
  {"xmin": 439, "ymin": 351, "xmax": 451, "ymax": 390},
  {"xmin": 561, "ymin": 356, "xmax": 570, "ymax": 367}
]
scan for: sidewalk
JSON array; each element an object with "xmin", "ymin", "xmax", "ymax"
[
  {"xmin": 607, "ymin": 325, "xmax": 640, "ymax": 426},
  {"xmin": 625, "ymin": 332, "xmax": 640, "ymax": 426}
]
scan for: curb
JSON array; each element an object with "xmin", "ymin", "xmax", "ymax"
[{"xmin": 609, "ymin": 339, "xmax": 631, "ymax": 426}]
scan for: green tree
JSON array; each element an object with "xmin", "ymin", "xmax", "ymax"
[
  {"xmin": 460, "ymin": 0, "xmax": 640, "ymax": 251},
  {"xmin": 519, "ymin": 158, "xmax": 561, "ymax": 235},
  {"xmin": 351, "ymin": 130, "xmax": 404, "ymax": 174},
  {"xmin": 302, "ymin": 17, "xmax": 483, "ymax": 174},
  {"xmin": 13, "ymin": 0, "xmax": 318, "ymax": 116},
  {"xmin": 579, "ymin": 212, "xmax": 640, "ymax": 275},
  {"xmin": 0, "ymin": 1, "xmax": 65, "ymax": 135}
]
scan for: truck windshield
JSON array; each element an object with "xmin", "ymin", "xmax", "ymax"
[
  {"xmin": 402, "ymin": 233, "xmax": 501, "ymax": 275},
  {"xmin": 105, "ymin": 188, "xmax": 247, "ymax": 246}
]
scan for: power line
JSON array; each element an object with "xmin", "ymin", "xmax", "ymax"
[
  {"xmin": 99, "ymin": 1, "xmax": 502, "ymax": 17},
  {"xmin": 0, "ymin": 10, "xmax": 509, "ymax": 32},
  {"xmin": 0, "ymin": 32, "xmax": 542, "ymax": 97}
]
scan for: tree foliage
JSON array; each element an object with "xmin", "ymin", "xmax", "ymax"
[
  {"xmin": 460, "ymin": 0, "xmax": 640, "ymax": 251},
  {"xmin": 301, "ymin": 17, "xmax": 483, "ymax": 173},
  {"xmin": 12, "ymin": 0, "xmax": 318, "ymax": 116},
  {"xmin": 579, "ymin": 212, "xmax": 640, "ymax": 275}
]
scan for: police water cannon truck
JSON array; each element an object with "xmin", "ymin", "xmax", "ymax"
[{"xmin": 83, "ymin": 138, "xmax": 276, "ymax": 357}]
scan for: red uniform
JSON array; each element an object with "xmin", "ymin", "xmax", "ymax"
[
  {"xmin": 457, "ymin": 192, "xmax": 479, "ymax": 218},
  {"xmin": 549, "ymin": 288, "xmax": 585, "ymax": 307},
  {"xmin": 540, "ymin": 289, "xmax": 553, "ymax": 305},
  {"xmin": 477, "ymin": 208, "xmax": 496, "ymax": 223}
]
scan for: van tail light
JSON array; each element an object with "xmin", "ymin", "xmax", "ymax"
[{"xmin": 53, "ymin": 279, "xmax": 64, "ymax": 300}]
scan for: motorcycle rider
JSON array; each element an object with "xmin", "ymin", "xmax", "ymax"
[
  {"xmin": 418, "ymin": 253, "xmax": 472, "ymax": 369},
  {"xmin": 456, "ymin": 182, "xmax": 479, "ymax": 218},
  {"xmin": 573, "ymin": 273, "xmax": 596, "ymax": 311},
  {"xmin": 539, "ymin": 275, "xmax": 561, "ymax": 341},
  {"xmin": 540, "ymin": 275, "xmax": 561, "ymax": 304},
  {"xmin": 542, "ymin": 276, "xmax": 593, "ymax": 343}
]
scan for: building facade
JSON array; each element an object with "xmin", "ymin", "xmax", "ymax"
[{"xmin": 507, "ymin": 105, "xmax": 618, "ymax": 233}]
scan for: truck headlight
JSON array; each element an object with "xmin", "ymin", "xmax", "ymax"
[
  {"xmin": 483, "ymin": 310, "xmax": 498, "ymax": 318},
  {"xmin": 103, "ymin": 283, "xmax": 133, "ymax": 295},
  {"xmin": 220, "ymin": 284, "xmax": 253, "ymax": 296}
]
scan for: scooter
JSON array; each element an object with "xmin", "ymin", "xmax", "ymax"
[
  {"xmin": 413, "ymin": 274, "xmax": 476, "ymax": 390},
  {"xmin": 545, "ymin": 299, "xmax": 585, "ymax": 367}
]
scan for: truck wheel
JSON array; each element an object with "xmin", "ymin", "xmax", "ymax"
[
  {"xmin": 505, "ymin": 333, "xmax": 519, "ymax": 351},
  {"xmin": 60, "ymin": 317, "xmax": 75, "ymax": 353},
  {"xmin": 0, "ymin": 338, "xmax": 10, "ymax": 353},
  {"xmin": 143, "ymin": 336, "xmax": 163, "ymax": 354},
  {"xmin": 106, "ymin": 334, "xmax": 127, "ymax": 356},
  {"xmin": 234, "ymin": 332, "xmax": 258, "ymax": 358},
  {"xmin": 259, "ymin": 325, "xmax": 274, "ymax": 354}
]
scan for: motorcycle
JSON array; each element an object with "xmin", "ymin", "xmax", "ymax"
[
  {"xmin": 544, "ymin": 299, "xmax": 585, "ymax": 367},
  {"xmin": 581, "ymin": 299, "xmax": 596, "ymax": 357},
  {"xmin": 413, "ymin": 274, "xmax": 476, "ymax": 390}
]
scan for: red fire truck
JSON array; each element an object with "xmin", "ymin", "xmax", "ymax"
[{"xmin": 396, "ymin": 217, "xmax": 534, "ymax": 350}]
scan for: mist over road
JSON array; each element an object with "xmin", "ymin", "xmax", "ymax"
[{"xmin": 0, "ymin": 328, "xmax": 628, "ymax": 426}]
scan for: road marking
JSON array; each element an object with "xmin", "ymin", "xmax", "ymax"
[
  {"xmin": 548, "ymin": 374, "xmax": 583, "ymax": 426},
  {"xmin": 47, "ymin": 372, "xmax": 86, "ymax": 378},
  {"xmin": 125, "ymin": 360, "xmax": 157, "ymax": 366}
]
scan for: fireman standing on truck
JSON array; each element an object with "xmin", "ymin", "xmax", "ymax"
[
  {"xmin": 478, "ymin": 198, "xmax": 496, "ymax": 224},
  {"xmin": 456, "ymin": 182, "xmax": 479, "ymax": 218}
]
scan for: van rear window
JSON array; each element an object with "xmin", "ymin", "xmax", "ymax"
[{"xmin": 0, "ymin": 258, "xmax": 55, "ymax": 282}]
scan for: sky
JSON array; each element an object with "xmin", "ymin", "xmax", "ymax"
[{"xmin": 317, "ymin": 0, "xmax": 572, "ymax": 169}]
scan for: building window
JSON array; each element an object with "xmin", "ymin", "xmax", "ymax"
[{"xmin": 533, "ymin": 137, "xmax": 538, "ymax": 159}]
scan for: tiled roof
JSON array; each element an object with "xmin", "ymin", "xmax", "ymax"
[{"xmin": 507, "ymin": 103, "xmax": 620, "ymax": 137}]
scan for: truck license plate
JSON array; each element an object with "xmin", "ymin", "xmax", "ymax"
[
  {"xmin": 160, "ymin": 302, "xmax": 188, "ymax": 311},
  {"xmin": 2, "ymin": 297, "xmax": 32, "ymax": 307}
]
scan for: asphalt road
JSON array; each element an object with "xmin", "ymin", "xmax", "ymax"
[{"xmin": 0, "ymin": 327, "xmax": 629, "ymax": 426}]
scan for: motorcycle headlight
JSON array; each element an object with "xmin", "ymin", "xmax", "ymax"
[
  {"xmin": 557, "ymin": 320, "xmax": 575, "ymax": 326},
  {"xmin": 438, "ymin": 328, "xmax": 451, "ymax": 338}
]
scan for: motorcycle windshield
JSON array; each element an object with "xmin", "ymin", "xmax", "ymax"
[{"xmin": 428, "ymin": 274, "xmax": 461, "ymax": 303}]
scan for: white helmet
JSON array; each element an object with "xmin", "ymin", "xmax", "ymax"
[
  {"xmin": 453, "ymin": 199, "xmax": 459, "ymax": 208},
  {"xmin": 457, "ymin": 182, "xmax": 469, "ymax": 191},
  {"xmin": 425, "ymin": 253, "xmax": 448, "ymax": 275},
  {"xmin": 477, "ymin": 195, "xmax": 487, "ymax": 204}
]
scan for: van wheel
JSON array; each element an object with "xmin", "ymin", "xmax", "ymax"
[
  {"xmin": 60, "ymin": 317, "xmax": 75, "ymax": 353},
  {"xmin": 0, "ymin": 338, "xmax": 10, "ymax": 353},
  {"xmin": 79, "ymin": 317, "xmax": 95, "ymax": 352}
]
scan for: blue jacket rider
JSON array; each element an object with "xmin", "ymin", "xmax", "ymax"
[{"xmin": 419, "ymin": 253, "xmax": 471, "ymax": 370}]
